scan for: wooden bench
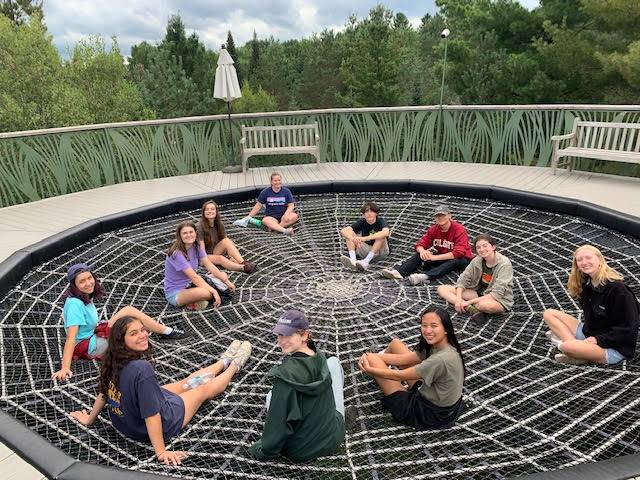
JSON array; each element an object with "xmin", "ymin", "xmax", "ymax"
[
  {"xmin": 240, "ymin": 123, "xmax": 321, "ymax": 172},
  {"xmin": 551, "ymin": 118, "xmax": 640, "ymax": 174}
]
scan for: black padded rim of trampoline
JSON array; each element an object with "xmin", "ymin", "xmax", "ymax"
[{"xmin": 0, "ymin": 179, "xmax": 639, "ymax": 480}]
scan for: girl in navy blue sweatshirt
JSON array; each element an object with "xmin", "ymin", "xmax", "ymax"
[{"xmin": 543, "ymin": 244, "xmax": 639, "ymax": 365}]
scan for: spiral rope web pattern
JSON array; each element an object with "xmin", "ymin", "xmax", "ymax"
[{"xmin": 1, "ymin": 191, "xmax": 640, "ymax": 480}]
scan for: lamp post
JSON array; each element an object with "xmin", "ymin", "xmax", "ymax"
[
  {"xmin": 439, "ymin": 28, "xmax": 450, "ymax": 107},
  {"xmin": 436, "ymin": 28, "xmax": 450, "ymax": 162}
]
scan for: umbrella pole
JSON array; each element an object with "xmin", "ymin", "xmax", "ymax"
[
  {"xmin": 222, "ymin": 101, "xmax": 242, "ymax": 173},
  {"xmin": 227, "ymin": 102, "xmax": 234, "ymax": 166}
]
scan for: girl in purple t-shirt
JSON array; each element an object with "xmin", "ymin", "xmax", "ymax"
[
  {"xmin": 164, "ymin": 221, "xmax": 235, "ymax": 310},
  {"xmin": 70, "ymin": 315, "xmax": 252, "ymax": 466}
]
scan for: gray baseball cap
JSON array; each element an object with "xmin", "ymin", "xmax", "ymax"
[
  {"xmin": 272, "ymin": 309, "xmax": 309, "ymax": 336},
  {"xmin": 433, "ymin": 205, "xmax": 451, "ymax": 215}
]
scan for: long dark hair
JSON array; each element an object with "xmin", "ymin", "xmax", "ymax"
[
  {"xmin": 415, "ymin": 306, "xmax": 466, "ymax": 378},
  {"xmin": 66, "ymin": 271, "xmax": 105, "ymax": 305},
  {"xmin": 199, "ymin": 200, "xmax": 227, "ymax": 253},
  {"xmin": 165, "ymin": 221, "xmax": 197, "ymax": 260},
  {"xmin": 296, "ymin": 329, "xmax": 317, "ymax": 353},
  {"xmin": 98, "ymin": 316, "xmax": 153, "ymax": 396}
]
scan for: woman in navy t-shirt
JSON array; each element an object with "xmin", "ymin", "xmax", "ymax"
[
  {"xmin": 70, "ymin": 316, "xmax": 252, "ymax": 465},
  {"xmin": 246, "ymin": 172, "xmax": 298, "ymax": 235}
]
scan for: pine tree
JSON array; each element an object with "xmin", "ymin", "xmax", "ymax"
[
  {"xmin": 248, "ymin": 30, "xmax": 260, "ymax": 84},
  {"xmin": 0, "ymin": 0, "xmax": 42, "ymax": 26},
  {"xmin": 226, "ymin": 30, "xmax": 242, "ymax": 85}
]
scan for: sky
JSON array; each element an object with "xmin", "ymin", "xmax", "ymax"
[{"xmin": 43, "ymin": 0, "xmax": 541, "ymax": 58}]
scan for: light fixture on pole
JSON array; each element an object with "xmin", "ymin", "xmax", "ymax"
[
  {"xmin": 436, "ymin": 27, "xmax": 450, "ymax": 162},
  {"xmin": 438, "ymin": 28, "xmax": 450, "ymax": 107}
]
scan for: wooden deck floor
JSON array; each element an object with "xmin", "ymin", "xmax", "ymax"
[
  {"xmin": 0, "ymin": 161, "xmax": 639, "ymax": 264},
  {"xmin": 0, "ymin": 161, "xmax": 639, "ymax": 479}
]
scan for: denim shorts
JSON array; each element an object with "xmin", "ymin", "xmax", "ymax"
[
  {"xmin": 575, "ymin": 322, "xmax": 625, "ymax": 364},
  {"xmin": 165, "ymin": 290, "xmax": 181, "ymax": 307}
]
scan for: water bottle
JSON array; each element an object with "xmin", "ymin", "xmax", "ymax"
[
  {"xmin": 248, "ymin": 217, "xmax": 263, "ymax": 228},
  {"xmin": 183, "ymin": 372, "xmax": 215, "ymax": 390}
]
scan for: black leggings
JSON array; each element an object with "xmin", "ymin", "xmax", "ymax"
[{"xmin": 394, "ymin": 253, "xmax": 470, "ymax": 279}]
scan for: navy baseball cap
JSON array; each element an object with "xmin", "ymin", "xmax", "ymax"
[
  {"xmin": 272, "ymin": 310, "xmax": 309, "ymax": 336},
  {"xmin": 67, "ymin": 263, "xmax": 93, "ymax": 283}
]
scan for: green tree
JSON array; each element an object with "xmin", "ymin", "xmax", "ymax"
[
  {"xmin": 580, "ymin": 0, "xmax": 640, "ymax": 36},
  {"xmin": 539, "ymin": 0, "xmax": 588, "ymax": 30},
  {"xmin": 605, "ymin": 41, "xmax": 640, "ymax": 90},
  {"xmin": 417, "ymin": 13, "xmax": 449, "ymax": 104},
  {"xmin": 135, "ymin": 48, "xmax": 209, "ymax": 118},
  {"xmin": 535, "ymin": 21, "xmax": 611, "ymax": 102},
  {"xmin": 391, "ymin": 11, "xmax": 421, "ymax": 105},
  {"xmin": 296, "ymin": 30, "xmax": 345, "ymax": 109},
  {"xmin": 339, "ymin": 6, "xmax": 402, "ymax": 107},
  {"xmin": 251, "ymin": 38, "xmax": 305, "ymax": 109},
  {"xmin": 0, "ymin": 0, "xmax": 42, "ymax": 25},
  {"xmin": 160, "ymin": 14, "xmax": 207, "ymax": 80},
  {"xmin": 130, "ymin": 14, "xmax": 218, "ymax": 116},
  {"xmin": 247, "ymin": 30, "xmax": 260, "ymax": 85},
  {"xmin": 232, "ymin": 80, "xmax": 278, "ymax": 113},
  {"xmin": 66, "ymin": 36, "xmax": 151, "ymax": 124},
  {"xmin": 0, "ymin": 14, "xmax": 89, "ymax": 132},
  {"xmin": 129, "ymin": 40, "xmax": 157, "ymax": 70},
  {"xmin": 226, "ymin": 30, "xmax": 242, "ymax": 85}
]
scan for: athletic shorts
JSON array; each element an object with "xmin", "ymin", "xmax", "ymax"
[
  {"xmin": 355, "ymin": 239, "xmax": 390, "ymax": 260},
  {"xmin": 381, "ymin": 382, "xmax": 464, "ymax": 430},
  {"xmin": 575, "ymin": 322, "xmax": 625, "ymax": 364},
  {"xmin": 73, "ymin": 322, "xmax": 110, "ymax": 360}
]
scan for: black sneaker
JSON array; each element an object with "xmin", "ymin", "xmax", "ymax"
[
  {"xmin": 159, "ymin": 328, "xmax": 189, "ymax": 341},
  {"xmin": 470, "ymin": 312, "xmax": 488, "ymax": 322},
  {"xmin": 219, "ymin": 289, "xmax": 233, "ymax": 306},
  {"xmin": 345, "ymin": 405, "xmax": 358, "ymax": 434}
]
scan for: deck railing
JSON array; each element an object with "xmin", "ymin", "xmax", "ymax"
[{"xmin": 1, "ymin": 105, "xmax": 639, "ymax": 207}]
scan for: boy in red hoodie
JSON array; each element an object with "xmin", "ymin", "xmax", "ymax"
[{"xmin": 382, "ymin": 205, "xmax": 474, "ymax": 285}]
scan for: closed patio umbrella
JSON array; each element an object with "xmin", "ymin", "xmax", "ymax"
[{"xmin": 214, "ymin": 46, "xmax": 243, "ymax": 173}]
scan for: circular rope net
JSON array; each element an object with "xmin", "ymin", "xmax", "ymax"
[{"xmin": 1, "ymin": 191, "xmax": 640, "ymax": 479}]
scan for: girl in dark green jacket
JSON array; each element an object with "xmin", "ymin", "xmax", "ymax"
[{"xmin": 248, "ymin": 310, "xmax": 346, "ymax": 462}]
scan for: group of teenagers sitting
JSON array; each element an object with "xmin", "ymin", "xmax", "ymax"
[{"xmin": 51, "ymin": 172, "xmax": 640, "ymax": 466}]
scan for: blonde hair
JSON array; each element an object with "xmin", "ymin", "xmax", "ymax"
[{"xmin": 567, "ymin": 244, "xmax": 623, "ymax": 298}]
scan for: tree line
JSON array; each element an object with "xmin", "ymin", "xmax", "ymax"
[{"xmin": 1, "ymin": 0, "xmax": 639, "ymax": 133}]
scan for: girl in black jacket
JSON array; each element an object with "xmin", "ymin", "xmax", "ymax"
[{"xmin": 543, "ymin": 245, "xmax": 639, "ymax": 365}]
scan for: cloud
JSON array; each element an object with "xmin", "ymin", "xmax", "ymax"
[{"xmin": 41, "ymin": 1, "xmax": 540, "ymax": 58}]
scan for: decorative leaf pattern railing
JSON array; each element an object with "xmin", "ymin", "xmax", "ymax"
[{"xmin": 1, "ymin": 106, "xmax": 639, "ymax": 207}]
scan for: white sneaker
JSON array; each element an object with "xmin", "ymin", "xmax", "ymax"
[
  {"xmin": 220, "ymin": 339, "xmax": 242, "ymax": 362},
  {"xmin": 545, "ymin": 330, "xmax": 563, "ymax": 348},
  {"xmin": 340, "ymin": 255, "xmax": 357, "ymax": 270},
  {"xmin": 355, "ymin": 260, "xmax": 369, "ymax": 272},
  {"xmin": 381, "ymin": 269, "xmax": 403, "ymax": 280},
  {"xmin": 233, "ymin": 216, "xmax": 251, "ymax": 227},
  {"xmin": 554, "ymin": 353, "xmax": 588, "ymax": 365},
  {"xmin": 408, "ymin": 273, "xmax": 429, "ymax": 286},
  {"xmin": 283, "ymin": 227, "xmax": 294, "ymax": 236},
  {"xmin": 232, "ymin": 341, "xmax": 253, "ymax": 369}
]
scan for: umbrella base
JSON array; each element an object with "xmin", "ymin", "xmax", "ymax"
[{"xmin": 222, "ymin": 165, "xmax": 243, "ymax": 174}]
